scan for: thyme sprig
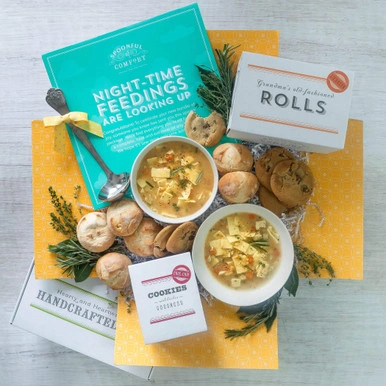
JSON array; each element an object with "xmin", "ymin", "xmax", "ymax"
[
  {"xmin": 48, "ymin": 186, "xmax": 78, "ymax": 238},
  {"xmin": 196, "ymin": 44, "xmax": 240, "ymax": 125},
  {"xmin": 295, "ymin": 243, "xmax": 335, "ymax": 285},
  {"xmin": 47, "ymin": 186, "xmax": 126, "ymax": 282}
]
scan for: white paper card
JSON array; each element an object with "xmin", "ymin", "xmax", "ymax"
[
  {"xmin": 228, "ymin": 52, "xmax": 354, "ymax": 153},
  {"xmin": 129, "ymin": 253, "xmax": 207, "ymax": 344}
]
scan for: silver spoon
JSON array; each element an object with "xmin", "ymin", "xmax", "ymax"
[{"xmin": 45, "ymin": 88, "xmax": 130, "ymax": 203}]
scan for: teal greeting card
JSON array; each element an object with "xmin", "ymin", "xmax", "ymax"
[{"xmin": 43, "ymin": 4, "xmax": 218, "ymax": 209}]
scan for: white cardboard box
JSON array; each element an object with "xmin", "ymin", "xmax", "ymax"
[
  {"xmin": 10, "ymin": 261, "xmax": 154, "ymax": 381},
  {"xmin": 129, "ymin": 252, "xmax": 207, "ymax": 344},
  {"xmin": 227, "ymin": 52, "xmax": 354, "ymax": 153}
]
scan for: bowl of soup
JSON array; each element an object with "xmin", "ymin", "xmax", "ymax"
[
  {"xmin": 192, "ymin": 204, "xmax": 294, "ymax": 306},
  {"xmin": 131, "ymin": 136, "xmax": 218, "ymax": 224}
]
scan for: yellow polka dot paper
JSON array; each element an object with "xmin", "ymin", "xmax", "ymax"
[
  {"xmin": 31, "ymin": 119, "xmax": 96, "ymax": 279},
  {"xmin": 114, "ymin": 297, "xmax": 278, "ymax": 369},
  {"xmin": 301, "ymin": 119, "xmax": 363, "ymax": 280}
]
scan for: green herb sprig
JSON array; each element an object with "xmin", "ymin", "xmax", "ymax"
[
  {"xmin": 224, "ymin": 265, "xmax": 299, "ymax": 339},
  {"xmin": 49, "ymin": 239, "xmax": 100, "ymax": 282},
  {"xmin": 48, "ymin": 186, "xmax": 78, "ymax": 238},
  {"xmin": 295, "ymin": 243, "xmax": 335, "ymax": 285},
  {"xmin": 47, "ymin": 186, "xmax": 126, "ymax": 282},
  {"xmin": 196, "ymin": 44, "xmax": 240, "ymax": 125},
  {"xmin": 225, "ymin": 290, "xmax": 281, "ymax": 340}
]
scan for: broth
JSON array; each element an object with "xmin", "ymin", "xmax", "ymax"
[
  {"xmin": 204, "ymin": 212, "xmax": 281, "ymax": 290},
  {"xmin": 136, "ymin": 141, "xmax": 214, "ymax": 218}
]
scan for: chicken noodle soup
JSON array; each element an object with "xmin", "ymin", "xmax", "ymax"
[
  {"xmin": 205, "ymin": 212, "xmax": 281, "ymax": 289},
  {"xmin": 136, "ymin": 141, "xmax": 215, "ymax": 218}
]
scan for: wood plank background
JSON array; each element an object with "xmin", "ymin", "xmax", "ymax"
[{"xmin": 1, "ymin": 0, "xmax": 385, "ymax": 385}]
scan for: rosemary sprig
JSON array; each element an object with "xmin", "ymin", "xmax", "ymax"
[
  {"xmin": 195, "ymin": 171, "xmax": 203, "ymax": 184},
  {"xmin": 48, "ymin": 186, "xmax": 78, "ymax": 238},
  {"xmin": 294, "ymin": 243, "xmax": 335, "ymax": 285},
  {"xmin": 249, "ymin": 240, "xmax": 270, "ymax": 247},
  {"xmin": 171, "ymin": 166, "xmax": 185, "ymax": 176},
  {"xmin": 225, "ymin": 290, "xmax": 282, "ymax": 340},
  {"xmin": 224, "ymin": 264, "xmax": 299, "ymax": 339},
  {"xmin": 196, "ymin": 43, "xmax": 240, "ymax": 125},
  {"xmin": 49, "ymin": 239, "xmax": 100, "ymax": 280},
  {"xmin": 47, "ymin": 186, "xmax": 127, "ymax": 282},
  {"xmin": 49, "ymin": 238, "xmax": 125, "ymax": 282}
]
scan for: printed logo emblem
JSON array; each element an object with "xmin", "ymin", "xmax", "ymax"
[
  {"xmin": 109, "ymin": 43, "xmax": 148, "ymax": 71},
  {"xmin": 326, "ymin": 70, "xmax": 349, "ymax": 93},
  {"xmin": 172, "ymin": 265, "xmax": 191, "ymax": 284}
]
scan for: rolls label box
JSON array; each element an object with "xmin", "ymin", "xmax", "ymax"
[{"xmin": 227, "ymin": 52, "xmax": 354, "ymax": 153}]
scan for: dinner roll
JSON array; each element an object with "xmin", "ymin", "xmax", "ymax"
[
  {"xmin": 95, "ymin": 252, "xmax": 132, "ymax": 290},
  {"xmin": 123, "ymin": 217, "xmax": 162, "ymax": 257},
  {"xmin": 77, "ymin": 212, "xmax": 116, "ymax": 253},
  {"xmin": 213, "ymin": 143, "xmax": 253, "ymax": 174},
  {"xmin": 218, "ymin": 171, "xmax": 259, "ymax": 204},
  {"xmin": 106, "ymin": 199, "xmax": 143, "ymax": 237}
]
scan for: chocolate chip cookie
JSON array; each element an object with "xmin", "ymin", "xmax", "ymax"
[
  {"xmin": 184, "ymin": 110, "xmax": 226, "ymax": 147},
  {"xmin": 166, "ymin": 221, "xmax": 198, "ymax": 254},
  {"xmin": 258, "ymin": 185, "xmax": 288, "ymax": 216},
  {"xmin": 153, "ymin": 224, "xmax": 178, "ymax": 258},
  {"xmin": 255, "ymin": 147, "xmax": 295, "ymax": 190},
  {"xmin": 270, "ymin": 159, "xmax": 315, "ymax": 208}
]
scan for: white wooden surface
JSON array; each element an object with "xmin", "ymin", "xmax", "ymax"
[{"xmin": 1, "ymin": 0, "xmax": 385, "ymax": 385}]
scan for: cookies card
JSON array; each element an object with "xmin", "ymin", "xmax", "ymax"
[{"xmin": 129, "ymin": 253, "xmax": 207, "ymax": 344}]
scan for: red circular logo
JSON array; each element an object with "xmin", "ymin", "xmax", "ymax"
[
  {"xmin": 172, "ymin": 265, "xmax": 191, "ymax": 284},
  {"xmin": 326, "ymin": 70, "xmax": 349, "ymax": 93}
]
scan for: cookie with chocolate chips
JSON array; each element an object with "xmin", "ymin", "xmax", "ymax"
[
  {"xmin": 258, "ymin": 185, "xmax": 288, "ymax": 216},
  {"xmin": 255, "ymin": 147, "xmax": 296, "ymax": 190},
  {"xmin": 166, "ymin": 221, "xmax": 198, "ymax": 254},
  {"xmin": 184, "ymin": 110, "xmax": 226, "ymax": 147},
  {"xmin": 270, "ymin": 159, "xmax": 315, "ymax": 208},
  {"xmin": 153, "ymin": 224, "xmax": 178, "ymax": 258}
]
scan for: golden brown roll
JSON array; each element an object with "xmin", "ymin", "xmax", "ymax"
[
  {"xmin": 76, "ymin": 212, "xmax": 116, "ymax": 253},
  {"xmin": 213, "ymin": 143, "xmax": 254, "ymax": 174},
  {"xmin": 218, "ymin": 171, "xmax": 259, "ymax": 204},
  {"xmin": 106, "ymin": 199, "xmax": 143, "ymax": 237},
  {"xmin": 95, "ymin": 252, "xmax": 132, "ymax": 290},
  {"xmin": 123, "ymin": 217, "xmax": 162, "ymax": 257}
]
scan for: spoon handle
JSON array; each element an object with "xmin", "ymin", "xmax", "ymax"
[{"xmin": 45, "ymin": 88, "xmax": 112, "ymax": 177}]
